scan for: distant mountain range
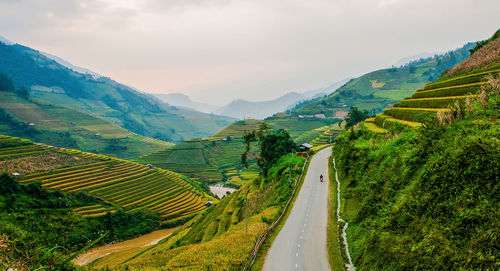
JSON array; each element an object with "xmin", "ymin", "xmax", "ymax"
[
  {"xmin": 0, "ymin": 36, "xmax": 234, "ymax": 142},
  {"xmin": 156, "ymin": 79, "xmax": 349, "ymax": 119},
  {"xmin": 155, "ymin": 93, "xmax": 219, "ymax": 114}
]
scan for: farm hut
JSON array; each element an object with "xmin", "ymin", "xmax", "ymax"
[
  {"xmin": 146, "ymin": 164, "xmax": 153, "ymax": 168},
  {"xmin": 12, "ymin": 172, "xmax": 20, "ymax": 178},
  {"xmin": 299, "ymin": 143, "xmax": 313, "ymax": 151},
  {"xmin": 205, "ymin": 201, "xmax": 214, "ymax": 207}
]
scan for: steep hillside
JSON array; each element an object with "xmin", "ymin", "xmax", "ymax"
[
  {"xmin": 331, "ymin": 31, "xmax": 500, "ymax": 270},
  {"xmin": 0, "ymin": 41, "xmax": 233, "ymax": 142},
  {"xmin": 0, "ymin": 89, "xmax": 173, "ymax": 160},
  {"xmin": 0, "ymin": 135, "xmax": 212, "ymax": 224},
  {"xmin": 295, "ymin": 42, "xmax": 475, "ymax": 116}
]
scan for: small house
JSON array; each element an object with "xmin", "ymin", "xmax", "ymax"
[
  {"xmin": 299, "ymin": 143, "xmax": 313, "ymax": 151},
  {"xmin": 146, "ymin": 164, "xmax": 153, "ymax": 168},
  {"xmin": 12, "ymin": 172, "xmax": 20, "ymax": 178},
  {"xmin": 205, "ymin": 201, "xmax": 214, "ymax": 207},
  {"xmin": 314, "ymin": 114, "xmax": 326, "ymax": 119},
  {"xmin": 28, "ymin": 123, "xmax": 35, "ymax": 126}
]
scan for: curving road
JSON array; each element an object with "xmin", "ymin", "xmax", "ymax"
[{"xmin": 263, "ymin": 147, "xmax": 331, "ymax": 271}]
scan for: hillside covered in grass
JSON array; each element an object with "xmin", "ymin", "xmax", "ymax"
[
  {"xmin": 331, "ymin": 30, "xmax": 500, "ymax": 270},
  {"xmin": 295, "ymin": 42, "xmax": 474, "ymax": 116},
  {"xmin": 0, "ymin": 86, "xmax": 173, "ymax": 159},
  {"xmin": 0, "ymin": 41, "xmax": 234, "ymax": 142},
  {"xmin": 0, "ymin": 135, "xmax": 212, "ymax": 225}
]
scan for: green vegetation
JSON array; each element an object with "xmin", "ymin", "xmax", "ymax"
[
  {"xmin": 0, "ymin": 173, "xmax": 161, "ymax": 270},
  {"xmin": 88, "ymin": 152, "xmax": 306, "ymax": 270},
  {"xmin": 295, "ymin": 43, "xmax": 474, "ymax": 116},
  {"xmin": 0, "ymin": 90, "xmax": 173, "ymax": 159},
  {"xmin": 331, "ymin": 36, "xmax": 500, "ymax": 269},
  {"xmin": 135, "ymin": 118, "xmax": 334, "ymax": 189},
  {"xmin": 345, "ymin": 107, "xmax": 370, "ymax": 128},
  {"xmin": 327, "ymin": 155, "xmax": 344, "ymax": 270},
  {"xmin": 0, "ymin": 42, "xmax": 234, "ymax": 142},
  {"xmin": 242, "ymin": 126, "xmax": 297, "ymax": 176},
  {"xmin": 0, "ymin": 135, "xmax": 210, "ymax": 224},
  {"xmin": 366, "ymin": 64, "xmax": 499, "ymax": 131}
]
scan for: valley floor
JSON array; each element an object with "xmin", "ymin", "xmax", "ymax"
[{"xmin": 73, "ymin": 227, "xmax": 179, "ymax": 266}]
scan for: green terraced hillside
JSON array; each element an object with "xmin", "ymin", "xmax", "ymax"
[
  {"xmin": 0, "ymin": 42, "xmax": 234, "ymax": 142},
  {"xmin": 295, "ymin": 43, "xmax": 475, "ymax": 117},
  {"xmin": 362, "ymin": 33, "xmax": 500, "ymax": 133},
  {"xmin": 135, "ymin": 117, "xmax": 338, "ymax": 188},
  {"xmin": 0, "ymin": 90, "xmax": 173, "ymax": 159},
  {"xmin": 0, "ymin": 135, "xmax": 212, "ymax": 224}
]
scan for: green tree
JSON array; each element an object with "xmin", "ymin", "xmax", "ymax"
[
  {"xmin": 17, "ymin": 86, "xmax": 30, "ymax": 99},
  {"xmin": 344, "ymin": 107, "xmax": 370, "ymax": 128},
  {"xmin": 0, "ymin": 73, "xmax": 15, "ymax": 91},
  {"xmin": 258, "ymin": 129, "xmax": 297, "ymax": 175}
]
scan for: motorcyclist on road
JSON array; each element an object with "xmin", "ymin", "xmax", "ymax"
[{"xmin": 320, "ymin": 174, "xmax": 323, "ymax": 182}]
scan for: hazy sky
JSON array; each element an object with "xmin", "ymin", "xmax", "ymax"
[{"xmin": 0, "ymin": 0, "xmax": 499, "ymax": 105}]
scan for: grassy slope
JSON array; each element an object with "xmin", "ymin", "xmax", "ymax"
[
  {"xmin": 0, "ymin": 91, "xmax": 173, "ymax": 159},
  {"xmin": 363, "ymin": 33, "xmax": 500, "ymax": 131},
  {"xmin": 327, "ymin": 154, "xmax": 344, "ymax": 270},
  {"xmin": 296, "ymin": 43, "xmax": 474, "ymax": 116},
  {"xmin": 330, "ymin": 34, "xmax": 500, "ymax": 270}
]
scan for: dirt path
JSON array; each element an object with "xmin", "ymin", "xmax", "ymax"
[{"xmin": 73, "ymin": 227, "xmax": 179, "ymax": 266}]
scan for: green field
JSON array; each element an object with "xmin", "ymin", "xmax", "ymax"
[
  {"xmin": 0, "ymin": 91, "xmax": 173, "ymax": 159},
  {"xmin": 135, "ymin": 118, "xmax": 337, "ymax": 188},
  {"xmin": 0, "ymin": 135, "xmax": 212, "ymax": 223},
  {"xmin": 365, "ymin": 64, "xmax": 500, "ymax": 131}
]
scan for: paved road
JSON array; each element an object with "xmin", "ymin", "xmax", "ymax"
[{"xmin": 263, "ymin": 147, "xmax": 331, "ymax": 271}]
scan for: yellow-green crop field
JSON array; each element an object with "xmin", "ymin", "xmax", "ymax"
[{"xmin": 0, "ymin": 135, "xmax": 209, "ymax": 222}]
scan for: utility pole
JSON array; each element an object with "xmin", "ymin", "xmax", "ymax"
[
  {"xmin": 245, "ymin": 196, "xmax": 248, "ymax": 234},
  {"xmin": 289, "ymin": 150, "xmax": 294, "ymax": 185}
]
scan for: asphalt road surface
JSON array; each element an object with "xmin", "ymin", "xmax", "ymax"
[{"xmin": 263, "ymin": 147, "xmax": 331, "ymax": 271}]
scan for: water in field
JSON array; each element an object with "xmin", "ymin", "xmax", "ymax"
[{"xmin": 209, "ymin": 183, "xmax": 236, "ymax": 198}]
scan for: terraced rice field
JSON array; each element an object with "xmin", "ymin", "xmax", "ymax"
[
  {"xmin": 135, "ymin": 135, "xmax": 259, "ymax": 186},
  {"xmin": 0, "ymin": 135, "xmax": 209, "ymax": 222},
  {"xmin": 363, "ymin": 66, "xmax": 500, "ymax": 132}
]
